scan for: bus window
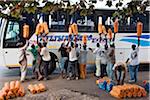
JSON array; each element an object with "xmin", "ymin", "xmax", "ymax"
[
  {"xmin": 51, "ymin": 11, "xmax": 66, "ymax": 31},
  {"xmin": 3, "ymin": 21, "xmax": 24, "ymax": 48},
  {"xmin": 74, "ymin": 15, "xmax": 95, "ymax": 32}
]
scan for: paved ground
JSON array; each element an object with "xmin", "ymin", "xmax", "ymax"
[{"xmin": 0, "ymin": 68, "xmax": 149, "ymax": 100}]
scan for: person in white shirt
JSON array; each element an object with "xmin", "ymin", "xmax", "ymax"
[
  {"xmin": 113, "ymin": 62, "xmax": 127, "ymax": 85},
  {"xmin": 40, "ymin": 42, "xmax": 51, "ymax": 80},
  {"xmin": 89, "ymin": 43, "xmax": 101, "ymax": 77},
  {"xmin": 67, "ymin": 42, "xmax": 79, "ymax": 80},
  {"xmin": 78, "ymin": 44, "xmax": 88, "ymax": 79},
  {"xmin": 126, "ymin": 44, "xmax": 139, "ymax": 83},
  {"xmin": 100, "ymin": 44, "xmax": 108, "ymax": 78}
]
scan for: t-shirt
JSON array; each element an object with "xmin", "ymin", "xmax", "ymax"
[
  {"xmin": 69, "ymin": 47, "xmax": 78, "ymax": 62},
  {"xmin": 93, "ymin": 47, "xmax": 101, "ymax": 60},
  {"xmin": 113, "ymin": 62, "xmax": 127, "ymax": 71},
  {"xmin": 79, "ymin": 50, "xmax": 88, "ymax": 64},
  {"xmin": 40, "ymin": 47, "xmax": 51, "ymax": 61},
  {"xmin": 99, "ymin": 49, "xmax": 107, "ymax": 64},
  {"xmin": 59, "ymin": 46, "xmax": 68, "ymax": 57},
  {"xmin": 107, "ymin": 47, "xmax": 115, "ymax": 64},
  {"xmin": 28, "ymin": 46, "xmax": 38, "ymax": 60},
  {"xmin": 129, "ymin": 48, "xmax": 139, "ymax": 66}
]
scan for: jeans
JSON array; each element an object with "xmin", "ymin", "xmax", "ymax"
[
  {"xmin": 107, "ymin": 62, "xmax": 114, "ymax": 80},
  {"xmin": 101, "ymin": 64, "xmax": 107, "ymax": 77},
  {"xmin": 95, "ymin": 58, "xmax": 101, "ymax": 77},
  {"xmin": 60, "ymin": 57, "xmax": 68, "ymax": 72},
  {"xmin": 129, "ymin": 65, "xmax": 139, "ymax": 82},
  {"xmin": 114, "ymin": 69, "xmax": 125, "ymax": 85},
  {"xmin": 68, "ymin": 60, "xmax": 79, "ymax": 78}
]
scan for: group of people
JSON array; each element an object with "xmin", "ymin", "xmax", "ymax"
[
  {"xmin": 58, "ymin": 39, "xmax": 88, "ymax": 80},
  {"xmin": 58, "ymin": 34, "xmax": 140, "ymax": 85},
  {"xmin": 18, "ymin": 40, "xmax": 51, "ymax": 82},
  {"xmin": 18, "ymin": 34, "xmax": 140, "ymax": 85}
]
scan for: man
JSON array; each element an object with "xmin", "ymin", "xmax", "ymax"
[
  {"xmin": 28, "ymin": 44, "xmax": 38, "ymax": 79},
  {"xmin": 79, "ymin": 45, "xmax": 88, "ymax": 79},
  {"xmin": 113, "ymin": 62, "xmax": 127, "ymax": 85},
  {"xmin": 89, "ymin": 43, "xmax": 101, "ymax": 78},
  {"xmin": 100, "ymin": 44, "xmax": 108, "ymax": 78},
  {"xmin": 58, "ymin": 42, "xmax": 69, "ymax": 78},
  {"xmin": 18, "ymin": 40, "xmax": 29, "ymax": 82},
  {"xmin": 40, "ymin": 42, "xmax": 51, "ymax": 80},
  {"xmin": 126, "ymin": 44, "xmax": 139, "ymax": 83},
  {"xmin": 67, "ymin": 42, "xmax": 79, "ymax": 80},
  {"xmin": 107, "ymin": 42, "xmax": 116, "ymax": 80}
]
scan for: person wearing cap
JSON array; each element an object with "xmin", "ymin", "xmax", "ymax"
[
  {"xmin": 113, "ymin": 62, "xmax": 127, "ymax": 85},
  {"xmin": 126, "ymin": 44, "xmax": 139, "ymax": 83},
  {"xmin": 106, "ymin": 42, "xmax": 116, "ymax": 80}
]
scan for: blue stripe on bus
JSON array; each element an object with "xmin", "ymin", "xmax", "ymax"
[
  {"xmin": 125, "ymin": 35, "xmax": 150, "ymax": 39},
  {"xmin": 120, "ymin": 38, "xmax": 150, "ymax": 46}
]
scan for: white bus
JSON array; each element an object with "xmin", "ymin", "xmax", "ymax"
[{"xmin": 0, "ymin": 9, "xmax": 149, "ymax": 71}]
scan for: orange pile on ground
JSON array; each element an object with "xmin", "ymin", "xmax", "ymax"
[
  {"xmin": 28, "ymin": 83, "xmax": 46, "ymax": 94},
  {"xmin": 110, "ymin": 84, "xmax": 147, "ymax": 99},
  {"xmin": 0, "ymin": 81, "xmax": 25, "ymax": 100}
]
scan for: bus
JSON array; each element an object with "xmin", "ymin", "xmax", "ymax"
[{"xmin": 0, "ymin": 9, "xmax": 149, "ymax": 72}]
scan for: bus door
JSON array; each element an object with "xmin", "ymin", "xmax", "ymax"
[{"xmin": 2, "ymin": 20, "xmax": 25, "ymax": 68}]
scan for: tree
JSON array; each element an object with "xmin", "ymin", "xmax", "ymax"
[{"xmin": 0, "ymin": 0, "xmax": 149, "ymax": 20}]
